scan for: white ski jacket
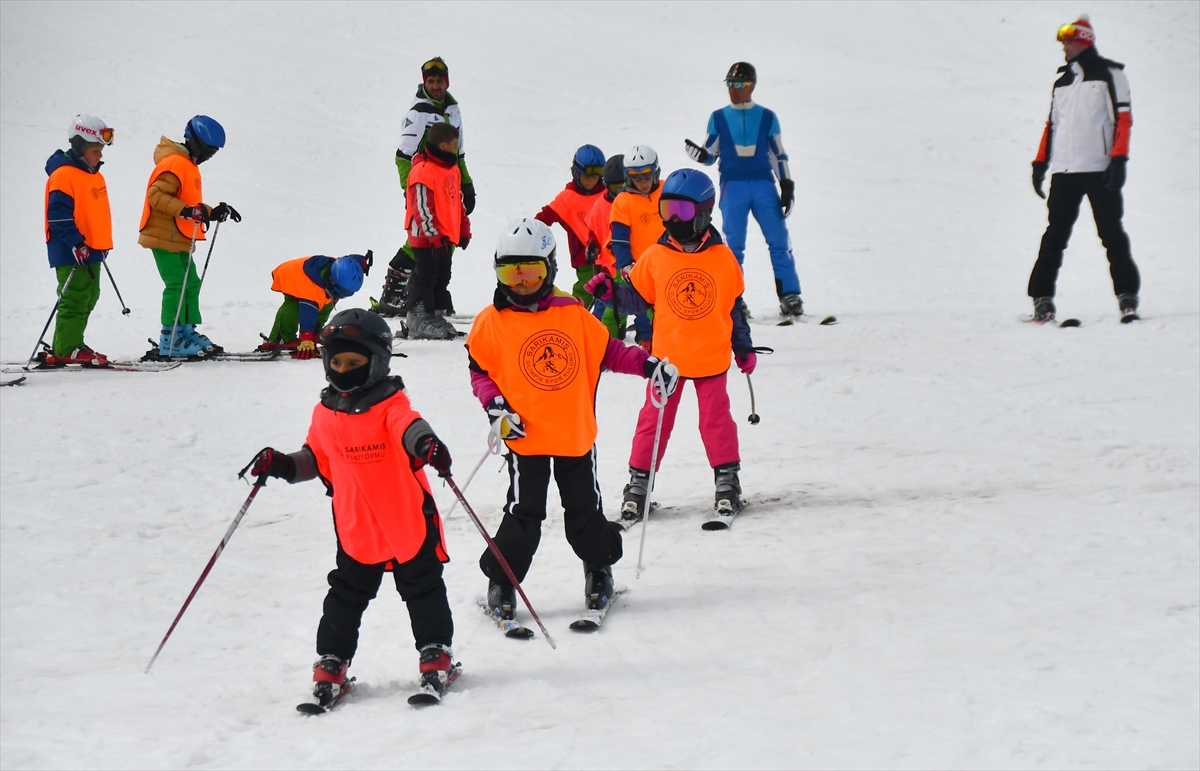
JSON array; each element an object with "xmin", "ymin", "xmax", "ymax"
[{"xmin": 1034, "ymin": 48, "xmax": 1132, "ymax": 174}]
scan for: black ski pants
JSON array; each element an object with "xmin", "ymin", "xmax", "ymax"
[
  {"xmin": 316, "ymin": 508, "xmax": 452, "ymax": 660},
  {"xmin": 479, "ymin": 448, "xmax": 624, "ymax": 586},
  {"xmin": 405, "ymin": 246, "xmax": 454, "ymax": 314},
  {"xmin": 1028, "ymin": 172, "xmax": 1139, "ymax": 299}
]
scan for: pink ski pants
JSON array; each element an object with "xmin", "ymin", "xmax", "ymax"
[{"xmin": 628, "ymin": 370, "xmax": 740, "ymax": 472}]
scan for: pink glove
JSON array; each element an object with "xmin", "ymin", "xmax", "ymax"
[
  {"xmin": 584, "ymin": 273, "xmax": 614, "ymax": 302},
  {"xmin": 736, "ymin": 350, "xmax": 757, "ymax": 375}
]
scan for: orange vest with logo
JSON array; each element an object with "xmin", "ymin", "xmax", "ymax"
[
  {"xmin": 629, "ymin": 240, "xmax": 744, "ymax": 379},
  {"xmin": 585, "ymin": 194, "xmax": 617, "ymax": 275},
  {"xmin": 44, "ymin": 165, "xmax": 113, "ymax": 250},
  {"xmin": 271, "ymin": 257, "xmax": 331, "ymax": 308},
  {"xmin": 139, "ymin": 154, "xmax": 205, "ymax": 241},
  {"xmin": 465, "ymin": 294, "xmax": 612, "ymax": 456},
  {"xmin": 304, "ymin": 389, "xmax": 448, "ymax": 565},
  {"xmin": 405, "ymin": 153, "xmax": 462, "ymax": 244},
  {"xmin": 548, "ymin": 186, "xmax": 599, "ymax": 246},
  {"xmin": 610, "ymin": 186, "xmax": 664, "ymax": 263}
]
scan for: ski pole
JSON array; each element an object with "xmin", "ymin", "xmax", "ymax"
[
  {"xmin": 441, "ymin": 435, "xmax": 502, "ymax": 519},
  {"xmin": 145, "ymin": 476, "xmax": 266, "ymax": 673},
  {"xmin": 198, "ymin": 219, "xmax": 222, "ymax": 286},
  {"xmin": 635, "ymin": 359, "xmax": 671, "ymax": 577},
  {"xmin": 167, "ymin": 221, "xmax": 202, "ymax": 357},
  {"xmin": 23, "ymin": 265, "xmax": 78, "ymax": 371},
  {"xmin": 443, "ymin": 475, "xmax": 556, "ymax": 650},
  {"xmin": 102, "ymin": 261, "xmax": 130, "ymax": 315},
  {"xmin": 746, "ymin": 375, "xmax": 759, "ymax": 425}
]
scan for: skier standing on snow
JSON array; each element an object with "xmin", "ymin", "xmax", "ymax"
[
  {"xmin": 403, "ymin": 122, "xmax": 472, "ymax": 340},
  {"xmin": 138, "ymin": 115, "xmax": 240, "ymax": 358},
  {"xmin": 684, "ymin": 62, "xmax": 803, "ymax": 320},
  {"xmin": 1027, "ymin": 16, "xmax": 1141, "ymax": 323},
  {"xmin": 609, "ymin": 145, "xmax": 665, "ymax": 350},
  {"xmin": 39, "ymin": 115, "xmax": 115, "ymax": 367},
  {"xmin": 534, "ymin": 145, "xmax": 607, "ymax": 305},
  {"xmin": 464, "ymin": 219, "xmax": 676, "ymax": 623},
  {"xmin": 247, "ymin": 308, "xmax": 459, "ymax": 706},
  {"xmin": 257, "ymin": 253, "xmax": 371, "ymax": 358},
  {"xmin": 584, "ymin": 155, "xmax": 628, "ymax": 337},
  {"xmin": 586, "ymin": 169, "xmax": 755, "ymax": 524},
  {"xmin": 377, "ymin": 57, "xmax": 476, "ymax": 318}
]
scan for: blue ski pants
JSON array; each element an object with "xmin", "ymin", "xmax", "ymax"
[{"xmin": 719, "ymin": 178, "xmax": 801, "ymax": 296}]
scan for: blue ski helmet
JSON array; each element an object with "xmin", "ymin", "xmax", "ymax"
[
  {"xmin": 659, "ymin": 169, "xmax": 716, "ymax": 241},
  {"xmin": 184, "ymin": 115, "xmax": 225, "ymax": 163},
  {"xmin": 572, "ymin": 144, "xmax": 606, "ymax": 177},
  {"xmin": 329, "ymin": 255, "xmax": 365, "ymax": 298}
]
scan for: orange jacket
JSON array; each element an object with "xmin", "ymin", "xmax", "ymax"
[
  {"xmin": 465, "ymin": 292, "xmax": 612, "ymax": 456},
  {"xmin": 304, "ymin": 389, "xmax": 448, "ymax": 565},
  {"xmin": 629, "ymin": 240, "xmax": 745, "ymax": 378},
  {"xmin": 538, "ymin": 183, "xmax": 603, "ymax": 268},
  {"xmin": 610, "ymin": 186, "xmax": 664, "ymax": 266},
  {"xmin": 139, "ymin": 146, "xmax": 205, "ymax": 246},
  {"xmin": 585, "ymin": 193, "xmax": 617, "ymax": 276},
  {"xmin": 405, "ymin": 151, "xmax": 464, "ymax": 246},
  {"xmin": 45, "ymin": 164, "xmax": 112, "ymax": 251},
  {"xmin": 271, "ymin": 257, "xmax": 331, "ymax": 308}
]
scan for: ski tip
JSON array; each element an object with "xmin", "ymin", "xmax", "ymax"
[
  {"xmin": 1059, "ymin": 318, "xmax": 1082, "ymax": 328},
  {"xmin": 1120, "ymin": 314, "xmax": 1140, "ymax": 324},
  {"xmin": 701, "ymin": 520, "xmax": 731, "ymax": 531},
  {"xmin": 296, "ymin": 702, "xmax": 327, "ymax": 715},
  {"xmin": 819, "ymin": 315, "xmax": 838, "ymax": 325},
  {"xmin": 407, "ymin": 692, "xmax": 441, "ymax": 706},
  {"xmin": 505, "ymin": 627, "xmax": 535, "ymax": 640},
  {"xmin": 569, "ymin": 619, "xmax": 601, "ymax": 632},
  {"xmin": 776, "ymin": 318, "xmax": 795, "ymax": 327}
]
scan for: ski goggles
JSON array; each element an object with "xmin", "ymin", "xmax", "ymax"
[
  {"xmin": 77, "ymin": 125, "xmax": 115, "ymax": 145},
  {"xmin": 1056, "ymin": 23, "xmax": 1093, "ymax": 42},
  {"xmin": 495, "ymin": 261, "xmax": 548, "ymax": 287},
  {"xmin": 321, "ymin": 322, "xmax": 391, "ymax": 346},
  {"xmin": 659, "ymin": 198, "xmax": 714, "ymax": 222},
  {"xmin": 626, "ymin": 167, "xmax": 655, "ymax": 179},
  {"xmin": 422, "ymin": 58, "xmax": 448, "ymax": 73},
  {"xmin": 726, "ymin": 80, "xmax": 752, "ymax": 89},
  {"xmin": 575, "ymin": 165, "xmax": 605, "ymax": 177}
]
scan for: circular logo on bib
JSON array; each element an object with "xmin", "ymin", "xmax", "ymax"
[
  {"xmin": 665, "ymin": 268, "xmax": 716, "ymax": 320},
  {"xmin": 520, "ymin": 330, "xmax": 580, "ymax": 391}
]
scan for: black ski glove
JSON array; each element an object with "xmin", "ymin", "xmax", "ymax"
[
  {"xmin": 461, "ymin": 183, "xmax": 476, "ymax": 215},
  {"xmin": 779, "ymin": 179, "xmax": 795, "ymax": 217},
  {"xmin": 209, "ymin": 202, "xmax": 241, "ymax": 223},
  {"xmin": 431, "ymin": 240, "xmax": 451, "ymax": 261},
  {"xmin": 362, "ymin": 249, "xmax": 373, "ymax": 275},
  {"xmin": 1103, "ymin": 157, "xmax": 1127, "ymax": 192},
  {"xmin": 179, "ymin": 205, "xmax": 211, "ymax": 224},
  {"xmin": 248, "ymin": 447, "xmax": 296, "ymax": 481},
  {"xmin": 1032, "ymin": 162, "xmax": 1048, "ymax": 199},
  {"xmin": 586, "ymin": 242, "xmax": 600, "ymax": 264},
  {"xmin": 684, "ymin": 139, "xmax": 709, "ymax": 164},
  {"xmin": 416, "ymin": 435, "xmax": 452, "ymax": 477}
]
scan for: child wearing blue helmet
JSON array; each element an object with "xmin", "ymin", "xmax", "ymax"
[{"xmin": 258, "ymin": 253, "xmax": 372, "ymax": 359}]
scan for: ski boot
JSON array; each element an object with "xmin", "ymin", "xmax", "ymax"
[
  {"xmin": 39, "ymin": 345, "xmax": 110, "ymax": 367},
  {"xmin": 311, "ymin": 653, "xmax": 350, "ymax": 707},
  {"xmin": 409, "ymin": 309, "xmax": 456, "ymax": 340},
  {"xmin": 158, "ymin": 326, "xmax": 208, "ymax": 358},
  {"xmin": 619, "ymin": 467, "xmax": 652, "ymax": 527},
  {"xmin": 487, "ymin": 582, "xmax": 517, "ymax": 621},
  {"xmin": 417, "ymin": 643, "xmax": 454, "ymax": 698},
  {"xmin": 433, "ymin": 310, "xmax": 459, "ymax": 338},
  {"xmin": 256, "ymin": 336, "xmax": 301, "ymax": 353},
  {"xmin": 1032, "ymin": 297, "xmax": 1056, "ymax": 323},
  {"xmin": 714, "ymin": 462, "xmax": 744, "ymax": 515},
  {"xmin": 1118, "ymin": 293, "xmax": 1140, "ymax": 323},
  {"xmin": 180, "ymin": 324, "xmax": 224, "ymax": 354},
  {"xmin": 583, "ymin": 563, "xmax": 614, "ymax": 611},
  {"xmin": 375, "ymin": 267, "xmax": 411, "ymax": 318},
  {"xmin": 779, "ymin": 292, "xmax": 804, "ymax": 318}
]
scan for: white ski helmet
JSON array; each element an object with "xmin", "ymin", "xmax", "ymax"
[
  {"xmin": 69, "ymin": 115, "xmax": 113, "ymax": 154},
  {"xmin": 494, "ymin": 218, "xmax": 558, "ymax": 303},
  {"xmin": 624, "ymin": 144, "xmax": 659, "ymax": 187}
]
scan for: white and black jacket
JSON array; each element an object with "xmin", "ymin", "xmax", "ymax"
[{"xmin": 1034, "ymin": 47, "xmax": 1132, "ymax": 174}]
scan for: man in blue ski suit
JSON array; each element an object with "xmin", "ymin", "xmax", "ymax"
[{"xmin": 685, "ymin": 61, "xmax": 803, "ymax": 318}]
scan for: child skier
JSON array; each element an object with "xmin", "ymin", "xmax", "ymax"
[
  {"xmin": 534, "ymin": 144, "xmax": 606, "ymax": 303},
  {"xmin": 246, "ymin": 308, "xmax": 459, "ymax": 706},
  {"xmin": 257, "ymin": 253, "xmax": 371, "ymax": 358},
  {"xmin": 138, "ymin": 115, "xmax": 240, "ymax": 358},
  {"xmin": 39, "ymin": 115, "xmax": 115, "ymax": 367},
  {"xmin": 464, "ymin": 219, "xmax": 676, "ymax": 622},
  {"xmin": 609, "ymin": 145, "xmax": 665, "ymax": 350},
  {"xmin": 404, "ymin": 121, "xmax": 471, "ymax": 340},
  {"xmin": 586, "ymin": 169, "xmax": 755, "ymax": 523},
  {"xmin": 585, "ymin": 154, "xmax": 627, "ymax": 337}
]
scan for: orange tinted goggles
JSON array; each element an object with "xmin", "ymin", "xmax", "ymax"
[
  {"xmin": 626, "ymin": 167, "xmax": 655, "ymax": 178},
  {"xmin": 1056, "ymin": 23, "xmax": 1079, "ymax": 41},
  {"xmin": 496, "ymin": 261, "xmax": 547, "ymax": 287}
]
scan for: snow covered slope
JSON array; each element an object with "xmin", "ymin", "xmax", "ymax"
[{"xmin": 2, "ymin": 2, "xmax": 1197, "ymax": 768}]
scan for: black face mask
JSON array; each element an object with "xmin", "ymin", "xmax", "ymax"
[
  {"xmin": 428, "ymin": 143, "xmax": 457, "ymax": 166},
  {"xmin": 665, "ymin": 217, "xmax": 700, "ymax": 244},
  {"xmin": 326, "ymin": 363, "xmax": 371, "ymax": 393}
]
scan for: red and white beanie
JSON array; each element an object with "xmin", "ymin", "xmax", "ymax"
[{"xmin": 1061, "ymin": 15, "xmax": 1096, "ymax": 47}]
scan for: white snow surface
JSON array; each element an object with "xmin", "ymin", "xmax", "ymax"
[{"xmin": 2, "ymin": 2, "xmax": 1198, "ymax": 768}]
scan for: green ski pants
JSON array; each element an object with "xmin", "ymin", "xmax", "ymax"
[
  {"xmin": 268, "ymin": 296, "xmax": 334, "ymax": 343},
  {"xmin": 52, "ymin": 264, "xmax": 101, "ymax": 355},
  {"xmin": 153, "ymin": 248, "xmax": 202, "ymax": 326}
]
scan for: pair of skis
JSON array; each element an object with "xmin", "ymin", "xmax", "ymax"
[
  {"xmin": 476, "ymin": 587, "xmax": 626, "ymax": 636},
  {"xmin": 619, "ymin": 500, "xmax": 747, "ymax": 532},
  {"xmin": 296, "ymin": 664, "xmax": 464, "ymax": 714}
]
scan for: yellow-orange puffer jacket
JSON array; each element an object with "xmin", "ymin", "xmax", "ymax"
[{"xmin": 137, "ymin": 137, "xmax": 210, "ymax": 252}]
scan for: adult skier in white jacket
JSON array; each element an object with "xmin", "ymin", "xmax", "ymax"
[{"xmin": 1028, "ymin": 16, "xmax": 1140, "ymax": 323}]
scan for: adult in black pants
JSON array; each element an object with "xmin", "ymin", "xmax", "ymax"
[{"xmin": 1028, "ymin": 16, "xmax": 1140, "ymax": 322}]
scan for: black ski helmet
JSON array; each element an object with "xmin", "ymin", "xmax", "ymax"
[
  {"xmin": 725, "ymin": 62, "xmax": 757, "ymax": 84},
  {"xmin": 602, "ymin": 154, "xmax": 625, "ymax": 189},
  {"xmin": 321, "ymin": 308, "xmax": 394, "ymax": 394}
]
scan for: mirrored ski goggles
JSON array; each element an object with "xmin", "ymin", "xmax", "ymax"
[
  {"xmin": 1056, "ymin": 23, "xmax": 1078, "ymax": 41},
  {"xmin": 422, "ymin": 59, "xmax": 448, "ymax": 73},
  {"xmin": 626, "ymin": 167, "xmax": 655, "ymax": 179},
  {"xmin": 575, "ymin": 165, "xmax": 605, "ymax": 177},
  {"xmin": 659, "ymin": 197, "xmax": 713, "ymax": 221},
  {"xmin": 321, "ymin": 322, "xmax": 390, "ymax": 345},
  {"xmin": 77, "ymin": 126, "xmax": 115, "ymax": 145},
  {"xmin": 726, "ymin": 80, "xmax": 752, "ymax": 89},
  {"xmin": 495, "ymin": 261, "xmax": 548, "ymax": 287}
]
